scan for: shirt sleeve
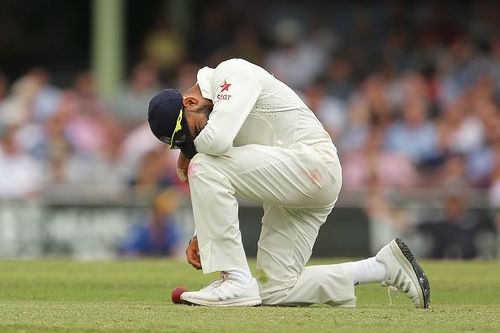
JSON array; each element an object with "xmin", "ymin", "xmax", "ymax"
[{"xmin": 194, "ymin": 61, "xmax": 262, "ymax": 155}]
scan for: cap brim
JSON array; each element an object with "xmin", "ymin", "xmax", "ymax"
[{"xmin": 169, "ymin": 109, "xmax": 187, "ymax": 149}]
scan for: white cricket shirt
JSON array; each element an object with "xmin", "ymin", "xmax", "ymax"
[{"xmin": 194, "ymin": 58, "xmax": 336, "ymax": 156}]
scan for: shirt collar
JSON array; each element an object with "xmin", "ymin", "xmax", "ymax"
[{"xmin": 197, "ymin": 66, "xmax": 215, "ymax": 100}]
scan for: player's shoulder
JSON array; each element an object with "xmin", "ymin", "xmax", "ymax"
[
  {"xmin": 213, "ymin": 58, "xmax": 256, "ymax": 75},
  {"xmin": 216, "ymin": 58, "xmax": 248, "ymax": 69}
]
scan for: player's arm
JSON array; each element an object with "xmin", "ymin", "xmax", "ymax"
[
  {"xmin": 177, "ymin": 151, "xmax": 190, "ymax": 182},
  {"xmin": 193, "ymin": 63, "xmax": 262, "ymax": 156}
]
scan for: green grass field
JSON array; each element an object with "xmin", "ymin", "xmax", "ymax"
[{"xmin": 0, "ymin": 259, "xmax": 499, "ymax": 333}]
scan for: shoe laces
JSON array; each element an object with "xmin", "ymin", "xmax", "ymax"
[
  {"xmin": 200, "ymin": 272, "xmax": 230, "ymax": 293},
  {"xmin": 382, "ymin": 279, "xmax": 418, "ymax": 305},
  {"xmin": 386, "ymin": 286, "xmax": 400, "ymax": 305}
]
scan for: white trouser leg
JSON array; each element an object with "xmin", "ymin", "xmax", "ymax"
[
  {"xmin": 256, "ymin": 204, "xmax": 355, "ymax": 307},
  {"xmin": 277, "ymin": 264, "xmax": 356, "ymax": 306},
  {"xmin": 188, "ymin": 167, "xmax": 250, "ymax": 273},
  {"xmin": 188, "ymin": 143, "xmax": 347, "ymax": 301}
]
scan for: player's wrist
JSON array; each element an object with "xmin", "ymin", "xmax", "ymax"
[{"xmin": 177, "ymin": 167, "xmax": 188, "ymax": 182}]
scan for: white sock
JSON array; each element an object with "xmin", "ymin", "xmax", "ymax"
[
  {"xmin": 225, "ymin": 268, "xmax": 252, "ymax": 284},
  {"xmin": 350, "ymin": 257, "xmax": 386, "ymax": 286}
]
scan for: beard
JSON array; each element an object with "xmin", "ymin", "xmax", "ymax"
[{"xmin": 180, "ymin": 135, "xmax": 197, "ymax": 159}]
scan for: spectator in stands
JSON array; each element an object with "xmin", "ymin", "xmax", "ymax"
[
  {"xmin": 114, "ymin": 62, "xmax": 161, "ymax": 129},
  {"xmin": 192, "ymin": 5, "xmax": 233, "ymax": 63},
  {"xmin": 142, "ymin": 20, "xmax": 186, "ymax": 73},
  {"xmin": 119, "ymin": 121, "xmax": 163, "ymax": 180},
  {"xmin": 301, "ymin": 77, "xmax": 346, "ymax": 140},
  {"xmin": 0, "ymin": 125, "xmax": 42, "ymax": 199},
  {"xmin": 389, "ymin": 71, "xmax": 431, "ymax": 117},
  {"xmin": 325, "ymin": 54, "xmax": 356, "ymax": 101},
  {"xmin": 0, "ymin": 71, "xmax": 40, "ymax": 126},
  {"xmin": 265, "ymin": 18, "xmax": 328, "ymax": 89},
  {"xmin": 436, "ymin": 153, "xmax": 470, "ymax": 189},
  {"xmin": 440, "ymin": 96, "xmax": 485, "ymax": 155},
  {"xmin": 337, "ymin": 95, "xmax": 371, "ymax": 153},
  {"xmin": 206, "ymin": 24, "xmax": 266, "ymax": 67},
  {"xmin": 338, "ymin": 73, "xmax": 393, "ymax": 152},
  {"xmin": 40, "ymin": 99, "xmax": 73, "ymax": 185},
  {"xmin": 56, "ymin": 92, "xmax": 102, "ymax": 156},
  {"xmin": 467, "ymin": 118, "xmax": 500, "ymax": 187},
  {"xmin": 342, "ymin": 126, "xmax": 418, "ymax": 189},
  {"xmin": 30, "ymin": 68, "xmax": 61, "ymax": 123},
  {"xmin": 38, "ymin": 85, "xmax": 126, "ymax": 188},
  {"xmin": 72, "ymin": 72, "xmax": 126, "ymax": 185},
  {"xmin": 128, "ymin": 147, "xmax": 177, "ymax": 197},
  {"xmin": 363, "ymin": 180, "xmax": 415, "ymax": 255},
  {"xmin": 437, "ymin": 37, "xmax": 477, "ymax": 105},
  {"xmin": 358, "ymin": 74, "xmax": 393, "ymax": 128},
  {"xmin": 119, "ymin": 190, "xmax": 180, "ymax": 257},
  {"xmin": 226, "ymin": 25, "xmax": 265, "ymax": 65},
  {"xmin": 418, "ymin": 192, "xmax": 489, "ymax": 259},
  {"xmin": 384, "ymin": 96, "xmax": 438, "ymax": 164},
  {"xmin": 175, "ymin": 62, "xmax": 200, "ymax": 91}
]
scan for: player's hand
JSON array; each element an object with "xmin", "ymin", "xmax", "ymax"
[
  {"xmin": 186, "ymin": 237, "xmax": 202, "ymax": 270},
  {"xmin": 177, "ymin": 151, "xmax": 190, "ymax": 182}
]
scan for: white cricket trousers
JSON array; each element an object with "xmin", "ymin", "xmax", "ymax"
[{"xmin": 188, "ymin": 142, "xmax": 356, "ymax": 307}]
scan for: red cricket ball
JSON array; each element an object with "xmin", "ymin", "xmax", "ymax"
[{"xmin": 171, "ymin": 287, "xmax": 187, "ymax": 304}]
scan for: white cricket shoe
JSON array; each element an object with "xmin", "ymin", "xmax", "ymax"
[
  {"xmin": 375, "ymin": 238, "xmax": 431, "ymax": 309},
  {"xmin": 180, "ymin": 273, "xmax": 262, "ymax": 307}
]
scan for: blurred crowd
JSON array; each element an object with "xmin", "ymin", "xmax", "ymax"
[
  {"xmin": 1, "ymin": 1, "xmax": 499, "ymax": 257},
  {"xmin": 0, "ymin": 66, "xmax": 182, "ymax": 200}
]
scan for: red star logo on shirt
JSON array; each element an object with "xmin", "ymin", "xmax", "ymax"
[{"xmin": 220, "ymin": 81, "xmax": 231, "ymax": 92}]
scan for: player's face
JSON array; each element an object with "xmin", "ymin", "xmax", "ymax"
[
  {"xmin": 182, "ymin": 84, "xmax": 213, "ymax": 139},
  {"xmin": 184, "ymin": 99, "xmax": 212, "ymax": 139}
]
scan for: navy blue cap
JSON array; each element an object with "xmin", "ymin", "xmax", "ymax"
[{"xmin": 147, "ymin": 89, "xmax": 183, "ymax": 144}]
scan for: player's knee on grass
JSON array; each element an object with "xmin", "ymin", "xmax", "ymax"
[
  {"xmin": 257, "ymin": 276, "xmax": 297, "ymax": 305},
  {"xmin": 257, "ymin": 264, "xmax": 357, "ymax": 307},
  {"xmin": 259, "ymin": 288, "xmax": 287, "ymax": 305}
]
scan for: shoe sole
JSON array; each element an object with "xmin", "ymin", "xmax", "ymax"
[
  {"xmin": 180, "ymin": 295, "xmax": 262, "ymax": 307},
  {"xmin": 391, "ymin": 238, "xmax": 431, "ymax": 309}
]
